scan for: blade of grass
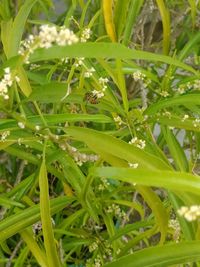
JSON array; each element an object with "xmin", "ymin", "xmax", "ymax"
[
  {"xmin": 113, "ymin": 0, "xmax": 130, "ymax": 40},
  {"xmin": 104, "ymin": 241, "xmax": 200, "ymax": 267},
  {"xmin": 92, "ymin": 167, "xmax": 200, "ymax": 196},
  {"xmin": 0, "ymin": 196, "xmax": 73, "ymax": 242},
  {"xmin": 39, "ymin": 153, "xmax": 61, "ymax": 267},
  {"xmin": 29, "ymin": 43, "xmax": 197, "ymax": 74},
  {"xmin": 122, "ymin": 0, "xmax": 144, "ymax": 46},
  {"xmin": 162, "ymin": 126, "xmax": 189, "ymax": 172},
  {"xmin": 20, "ymin": 229, "xmax": 48, "ymax": 267},
  {"xmin": 155, "ymin": 0, "xmax": 171, "ymax": 55},
  {"xmin": 145, "ymin": 93, "xmax": 200, "ymax": 115},
  {"xmin": 65, "ymin": 126, "xmax": 172, "ymax": 171},
  {"xmin": 102, "ymin": 0, "xmax": 116, "ymax": 42},
  {"xmin": 7, "ymin": 0, "xmax": 39, "ymax": 58}
]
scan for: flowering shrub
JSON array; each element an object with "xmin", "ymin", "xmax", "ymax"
[{"xmin": 0, "ymin": 1, "xmax": 200, "ymax": 266}]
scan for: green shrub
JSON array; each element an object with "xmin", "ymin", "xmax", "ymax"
[{"xmin": 0, "ymin": 0, "xmax": 200, "ymax": 266}]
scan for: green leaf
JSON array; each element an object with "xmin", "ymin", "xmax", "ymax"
[
  {"xmin": 29, "ymin": 43, "xmax": 196, "ymax": 74},
  {"xmin": 151, "ymin": 114, "xmax": 200, "ymax": 132},
  {"xmin": 17, "ymin": 66, "xmax": 32, "ymax": 96},
  {"xmin": 20, "ymin": 229, "xmax": 48, "ymax": 267},
  {"xmin": 145, "ymin": 93, "xmax": 200, "ymax": 115},
  {"xmin": 155, "ymin": 0, "xmax": 170, "ymax": 55},
  {"xmin": 114, "ymin": 0, "xmax": 131, "ymax": 40},
  {"xmin": 104, "ymin": 241, "xmax": 200, "ymax": 267},
  {"xmin": 122, "ymin": 0, "xmax": 144, "ymax": 45},
  {"xmin": 7, "ymin": 0, "xmax": 39, "ymax": 58},
  {"xmin": 0, "ymin": 113, "xmax": 112, "ymax": 131},
  {"xmin": 65, "ymin": 126, "xmax": 172, "ymax": 171},
  {"xmin": 0, "ymin": 196, "xmax": 73, "ymax": 242},
  {"xmin": 0, "ymin": 196, "xmax": 25, "ymax": 208},
  {"xmin": 162, "ymin": 126, "xmax": 189, "ymax": 171},
  {"xmin": 136, "ymin": 186, "xmax": 168, "ymax": 244},
  {"xmin": 92, "ymin": 167, "xmax": 200, "ymax": 196},
  {"xmin": 1, "ymin": 19, "xmax": 13, "ymax": 56},
  {"xmin": 39, "ymin": 157, "xmax": 61, "ymax": 267}
]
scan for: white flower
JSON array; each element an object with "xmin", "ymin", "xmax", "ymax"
[
  {"xmin": 99, "ymin": 77, "xmax": 109, "ymax": 91},
  {"xmin": 39, "ymin": 24, "xmax": 58, "ymax": 48},
  {"xmin": 4, "ymin": 68, "xmax": 10, "ymax": 74},
  {"xmin": 178, "ymin": 205, "xmax": 200, "ymax": 221},
  {"xmin": 81, "ymin": 27, "xmax": 92, "ymax": 42},
  {"xmin": 56, "ymin": 27, "xmax": 78, "ymax": 46},
  {"xmin": 0, "ymin": 131, "xmax": 10, "ymax": 142},
  {"xmin": 0, "ymin": 68, "xmax": 14, "ymax": 100},
  {"xmin": 132, "ymin": 70, "xmax": 145, "ymax": 81},
  {"xmin": 129, "ymin": 137, "xmax": 146, "ymax": 149},
  {"xmin": 92, "ymin": 89, "xmax": 104, "ymax": 99},
  {"xmin": 89, "ymin": 241, "xmax": 98, "ymax": 252},
  {"xmin": 75, "ymin": 57, "xmax": 84, "ymax": 67},
  {"xmin": 160, "ymin": 91, "xmax": 169, "ymax": 97},
  {"xmin": 114, "ymin": 115, "xmax": 123, "ymax": 126},
  {"xmin": 128, "ymin": 162, "xmax": 139, "ymax": 169},
  {"xmin": 84, "ymin": 67, "xmax": 95, "ymax": 78},
  {"xmin": 182, "ymin": 114, "xmax": 189, "ymax": 122},
  {"xmin": 18, "ymin": 25, "xmax": 79, "ymax": 63},
  {"xmin": 35, "ymin": 125, "xmax": 40, "ymax": 131},
  {"xmin": 177, "ymin": 85, "xmax": 185, "ymax": 94},
  {"xmin": 15, "ymin": 76, "xmax": 20, "ymax": 83},
  {"xmin": 18, "ymin": 122, "xmax": 25, "ymax": 129},
  {"xmin": 193, "ymin": 118, "xmax": 200, "ymax": 128}
]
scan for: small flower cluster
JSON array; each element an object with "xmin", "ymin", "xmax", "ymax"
[
  {"xmin": 106, "ymin": 204, "xmax": 128, "ymax": 220},
  {"xmin": 0, "ymin": 130, "xmax": 10, "ymax": 142},
  {"xmin": 0, "ymin": 68, "xmax": 20, "ymax": 100},
  {"xmin": 75, "ymin": 57, "xmax": 85, "ymax": 67},
  {"xmin": 89, "ymin": 241, "xmax": 99, "ymax": 252},
  {"xmin": 19, "ymin": 25, "xmax": 78, "ymax": 63},
  {"xmin": 98, "ymin": 178, "xmax": 110, "ymax": 191},
  {"xmin": 91, "ymin": 89, "xmax": 104, "ymax": 99},
  {"xmin": 160, "ymin": 91, "xmax": 169, "ymax": 97},
  {"xmin": 86, "ymin": 256, "xmax": 102, "ymax": 267},
  {"xmin": 128, "ymin": 162, "xmax": 139, "ymax": 169},
  {"xmin": 84, "ymin": 67, "xmax": 95, "ymax": 78},
  {"xmin": 61, "ymin": 57, "xmax": 69, "ymax": 64},
  {"xmin": 193, "ymin": 118, "xmax": 200, "ymax": 128},
  {"xmin": 177, "ymin": 80, "xmax": 200, "ymax": 95},
  {"xmin": 114, "ymin": 115, "xmax": 124, "ymax": 126},
  {"xmin": 99, "ymin": 77, "xmax": 109, "ymax": 91},
  {"xmin": 168, "ymin": 219, "xmax": 181, "ymax": 241},
  {"xmin": 132, "ymin": 70, "xmax": 150, "ymax": 88},
  {"xmin": 129, "ymin": 137, "xmax": 146, "ymax": 149},
  {"xmin": 90, "ymin": 77, "xmax": 109, "ymax": 99},
  {"xmin": 60, "ymin": 143, "xmax": 99, "ymax": 166},
  {"xmin": 81, "ymin": 27, "xmax": 92, "ymax": 42},
  {"xmin": 193, "ymin": 79, "xmax": 200, "ymax": 90},
  {"xmin": 32, "ymin": 221, "xmax": 42, "ymax": 235},
  {"xmin": 182, "ymin": 114, "xmax": 189, "ymax": 122},
  {"xmin": 162, "ymin": 111, "xmax": 172, "ymax": 118},
  {"xmin": 177, "ymin": 84, "xmax": 186, "ymax": 94},
  {"xmin": 18, "ymin": 121, "xmax": 25, "ymax": 129},
  {"xmin": 32, "ymin": 218, "xmax": 55, "ymax": 235},
  {"xmin": 178, "ymin": 205, "xmax": 200, "ymax": 221},
  {"xmin": 29, "ymin": 63, "xmax": 40, "ymax": 70},
  {"xmin": 132, "ymin": 70, "xmax": 145, "ymax": 81}
]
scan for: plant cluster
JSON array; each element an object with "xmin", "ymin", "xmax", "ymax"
[{"xmin": 0, "ymin": 0, "xmax": 200, "ymax": 266}]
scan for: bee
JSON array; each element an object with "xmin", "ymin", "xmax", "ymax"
[{"xmin": 84, "ymin": 92, "xmax": 100, "ymax": 104}]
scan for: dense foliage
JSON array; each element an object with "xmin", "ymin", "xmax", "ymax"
[{"xmin": 0, "ymin": 0, "xmax": 200, "ymax": 266}]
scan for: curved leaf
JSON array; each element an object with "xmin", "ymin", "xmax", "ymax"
[
  {"xmin": 29, "ymin": 43, "xmax": 196, "ymax": 74},
  {"xmin": 145, "ymin": 94, "xmax": 200, "ymax": 115},
  {"xmin": 65, "ymin": 126, "xmax": 172, "ymax": 171},
  {"xmin": 92, "ymin": 167, "xmax": 200, "ymax": 196},
  {"xmin": 104, "ymin": 241, "xmax": 200, "ymax": 267}
]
